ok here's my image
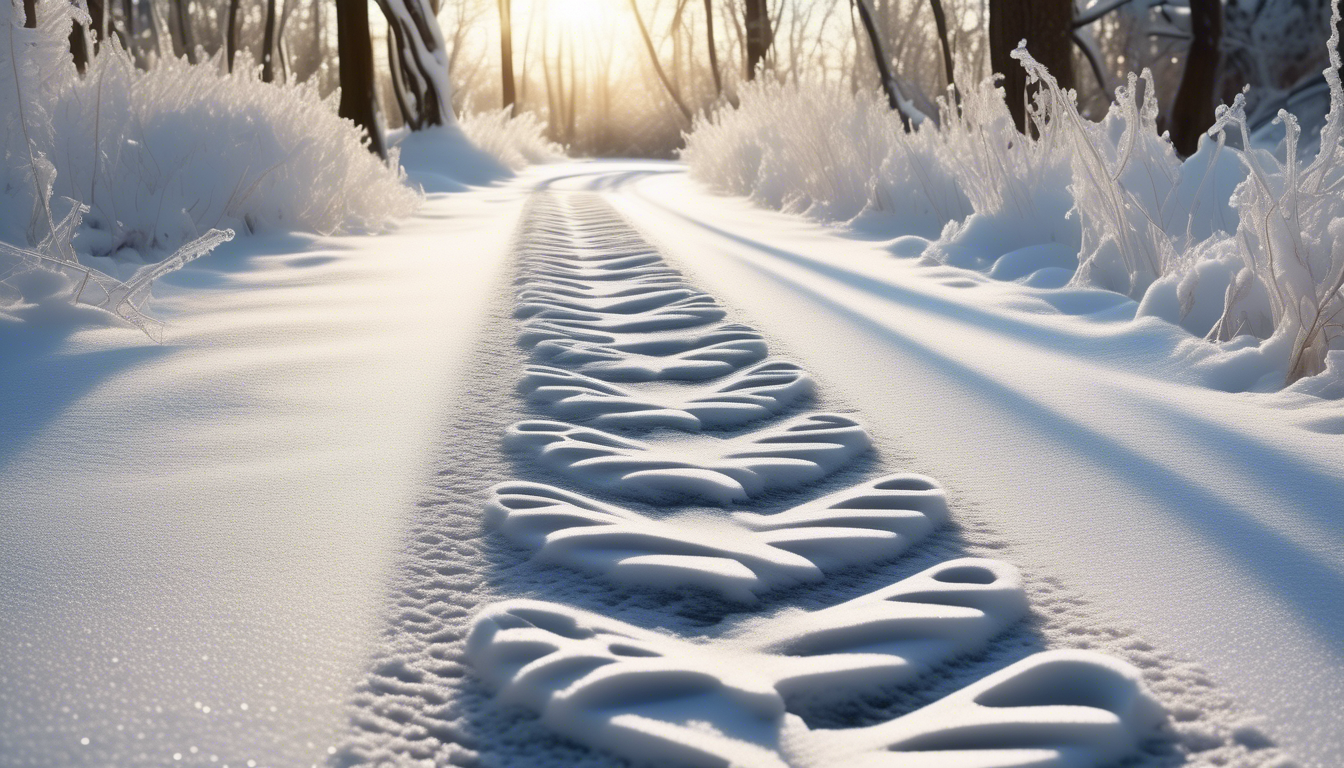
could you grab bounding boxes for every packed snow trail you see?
[336,189,1263,768]
[547,161,1341,766]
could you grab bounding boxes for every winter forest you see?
[3,0,1344,767]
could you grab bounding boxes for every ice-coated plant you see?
[1209,1,1344,383]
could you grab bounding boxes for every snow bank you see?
[683,20,1344,391]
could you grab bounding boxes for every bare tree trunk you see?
[555,31,568,140]
[275,0,295,82]
[374,0,453,129]
[566,31,577,142]
[387,33,413,124]
[542,5,559,139]
[336,0,387,158]
[628,0,693,120]
[928,0,955,95]
[22,0,36,28]
[69,15,90,72]
[121,0,133,41]
[261,0,278,81]
[989,0,1073,134]
[499,0,516,113]
[851,0,914,128]
[703,0,722,96]
[744,0,772,80]
[226,0,242,71]
[519,0,537,106]
[175,0,197,63]
[1168,0,1220,156]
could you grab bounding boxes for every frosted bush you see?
[1209,4,1344,384]
[1,0,418,338]
[683,32,1344,388]
[683,80,969,239]
[458,108,565,171]
[55,45,420,262]
[921,76,1077,272]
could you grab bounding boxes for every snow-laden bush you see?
[1004,53,1245,302]
[920,76,1077,273]
[54,46,419,261]
[458,108,565,171]
[683,21,1344,388]
[1,0,417,337]
[1207,8,1344,383]
[682,80,969,239]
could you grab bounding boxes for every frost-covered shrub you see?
[55,45,419,262]
[1006,53,1245,301]
[921,76,1077,272]
[682,80,970,239]
[458,108,565,171]
[1210,7,1344,384]
[0,0,418,337]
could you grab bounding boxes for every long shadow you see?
[0,327,169,473]
[616,176,1197,377]
[730,251,1344,654]
[0,231,339,474]
[1133,393,1344,540]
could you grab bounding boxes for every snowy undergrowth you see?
[684,15,1344,391]
[0,0,417,337]
[458,108,565,171]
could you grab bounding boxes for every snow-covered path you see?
[569,161,1344,766]
[3,160,1341,768]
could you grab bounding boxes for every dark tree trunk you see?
[70,18,90,72]
[928,0,955,96]
[226,0,242,71]
[374,0,452,129]
[336,0,387,158]
[499,0,516,113]
[23,0,36,27]
[744,0,772,80]
[851,0,913,128]
[703,0,722,96]
[175,0,197,63]
[988,0,1073,134]
[122,0,133,40]
[261,0,278,81]
[1335,1,1343,96]
[1168,0,1221,156]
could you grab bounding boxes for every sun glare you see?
[548,0,613,26]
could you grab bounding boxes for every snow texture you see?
[520,360,814,431]
[505,413,874,504]
[486,473,947,600]
[457,189,1165,768]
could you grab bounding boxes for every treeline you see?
[26,0,1343,157]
